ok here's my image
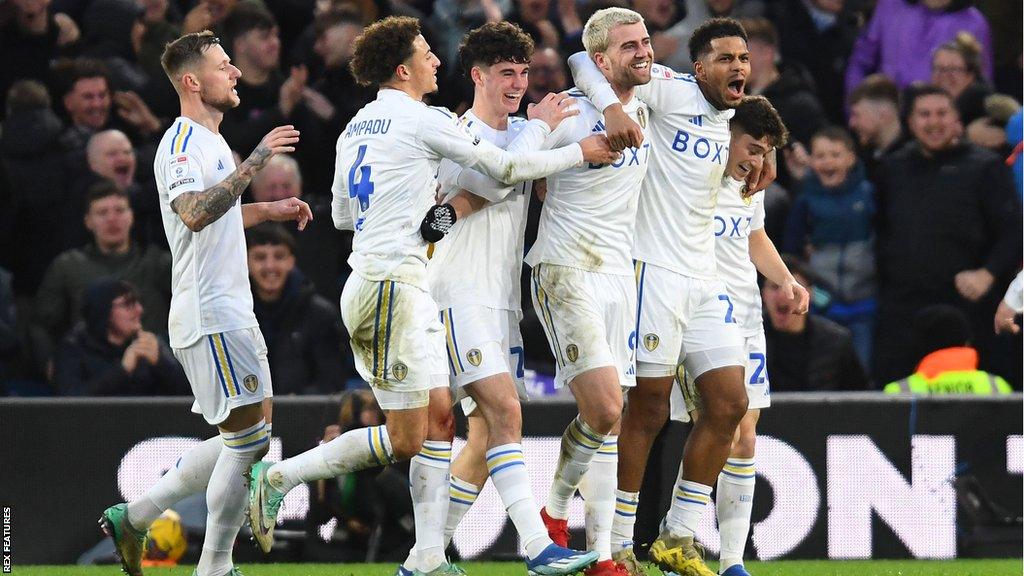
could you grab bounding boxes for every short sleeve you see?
[164,151,206,202]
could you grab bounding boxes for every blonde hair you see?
[582,7,644,56]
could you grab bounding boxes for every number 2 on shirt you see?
[348,144,375,211]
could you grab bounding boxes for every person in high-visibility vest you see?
[885,304,1013,394]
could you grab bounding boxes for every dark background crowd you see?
[0,0,1021,399]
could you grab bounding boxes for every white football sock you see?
[266,424,393,493]
[547,416,607,520]
[196,420,269,576]
[578,437,617,561]
[410,440,452,572]
[486,443,552,559]
[717,457,755,570]
[127,436,222,530]
[610,489,639,553]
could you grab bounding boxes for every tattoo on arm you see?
[170,145,271,231]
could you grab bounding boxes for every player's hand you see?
[263,197,313,230]
[994,301,1021,335]
[247,125,300,170]
[527,91,578,131]
[134,332,161,365]
[420,203,457,242]
[322,424,342,443]
[745,147,777,196]
[956,268,995,302]
[579,134,621,165]
[603,104,643,151]
[782,276,810,315]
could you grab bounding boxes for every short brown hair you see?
[739,17,777,48]
[349,16,421,87]
[459,22,534,77]
[849,73,899,108]
[245,222,296,254]
[85,180,129,213]
[731,95,789,148]
[160,31,222,85]
[810,125,856,153]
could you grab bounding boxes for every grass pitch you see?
[10,560,1022,576]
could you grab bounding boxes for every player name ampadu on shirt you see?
[154,117,257,349]
[524,91,650,276]
[427,112,547,313]
[331,89,584,290]
[715,176,765,336]
[569,57,734,280]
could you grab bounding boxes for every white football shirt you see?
[155,117,257,349]
[524,91,650,276]
[428,112,542,312]
[331,89,584,290]
[569,57,734,280]
[714,176,765,336]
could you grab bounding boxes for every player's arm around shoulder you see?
[170,125,300,232]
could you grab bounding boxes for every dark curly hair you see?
[731,95,789,149]
[688,17,747,63]
[458,22,535,78]
[349,16,421,87]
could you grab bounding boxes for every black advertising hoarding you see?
[0,394,1020,564]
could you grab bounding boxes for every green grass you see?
[9,560,1022,576]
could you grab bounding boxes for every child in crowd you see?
[784,126,877,368]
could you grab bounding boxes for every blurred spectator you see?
[181,0,242,35]
[0,80,70,297]
[62,130,142,248]
[0,266,17,390]
[965,94,1020,156]
[931,32,992,126]
[884,304,1012,394]
[846,74,904,180]
[975,0,1022,98]
[873,86,1022,385]
[507,0,561,50]
[249,155,350,299]
[658,0,764,72]
[220,4,332,191]
[246,223,352,394]
[1006,110,1023,197]
[845,0,994,104]
[53,279,189,395]
[426,0,506,79]
[32,181,171,375]
[305,390,414,561]
[762,255,869,391]
[0,0,79,116]
[784,127,876,368]
[742,17,826,148]
[768,0,859,123]
[310,8,374,133]
[522,46,567,109]
[994,271,1022,336]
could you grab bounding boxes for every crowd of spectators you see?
[0,0,1020,396]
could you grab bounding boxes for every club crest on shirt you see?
[636,108,647,129]
[243,374,259,393]
[566,344,579,363]
[467,349,482,367]
[392,362,408,382]
[644,333,660,352]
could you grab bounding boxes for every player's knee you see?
[488,393,522,436]
[704,393,747,428]
[389,427,427,461]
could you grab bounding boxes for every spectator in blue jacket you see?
[784,126,876,367]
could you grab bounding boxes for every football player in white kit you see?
[100,31,313,576]
[245,16,618,576]
[671,96,808,576]
[523,9,653,576]
[401,21,601,576]
[568,18,776,576]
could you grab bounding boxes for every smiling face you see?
[931,48,974,100]
[248,243,295,300]
[195,43,242,112]
[476,61,530,115]
[909,93,959,153]
[695,36,749,109]
[809,135,856,188]
[725,131,770,181]
[596,21,653,91]
[64,77,111,130]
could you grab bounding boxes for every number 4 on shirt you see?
[348,144,374,210]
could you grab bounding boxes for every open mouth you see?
[631,61,650,71]
[114,165,131,176]
[727,79,745,99]
[502,92,523,105]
